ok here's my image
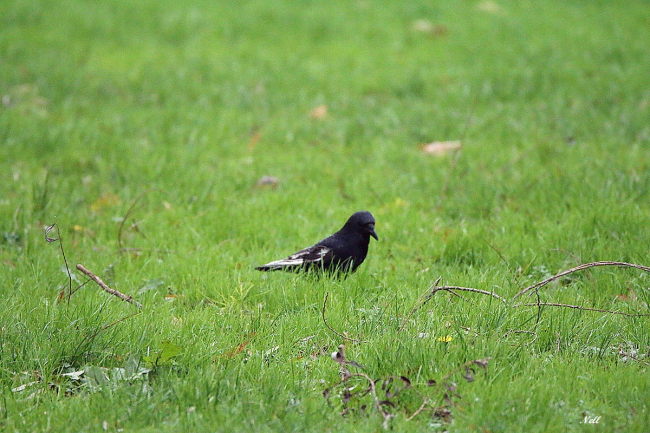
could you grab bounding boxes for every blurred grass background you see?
[1,0,650,431]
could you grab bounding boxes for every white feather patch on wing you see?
[261,246,331,269]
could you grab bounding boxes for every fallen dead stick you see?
[518,302,649,317]
[435,286,506,303]
[76,264,143,309]
[513,261,650,300]
[395,280,504,340]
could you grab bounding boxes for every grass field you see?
[2,0,650,431]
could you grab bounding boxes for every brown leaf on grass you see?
[411,20,448,37]
[462,367,474,383]
[256,175,280,189]
[223,340,251,359]
[421,140,462,156]
[248,128,262,151]
[433,407,453,422]
[220,332,257,360]
[615,289,637,302]
[472,357,491,371]
[309,105,328,120]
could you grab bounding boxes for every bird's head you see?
[345,211,378,241]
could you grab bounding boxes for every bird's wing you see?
[256,245,333,271]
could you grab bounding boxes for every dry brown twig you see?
[395,278,504,340]
[326,347,490,429]
[322,292,368,344]
[517,302,649,317]
[551,249,594,281]
[618,347,650,367]
[509,261,650,318]
[352,371,393,429]
[513,261,650,300]
[76,264,143,309]
[436,285,506,303]
[405,397,430,421]
[329,345,396,429]
[437,357,492,388]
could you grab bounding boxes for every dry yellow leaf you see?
[248,128,262,151]
[411,20,448,36]
[421,140,462,156]
[256,175,280,189]
[309,104,328,120]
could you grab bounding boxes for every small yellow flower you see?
[437,335,452,343]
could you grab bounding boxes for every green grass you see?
[2,0,650,431]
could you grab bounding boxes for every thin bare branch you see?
[322,292,367,343]
[350,372,393,429]
[445,289,468,301]
[513,261,650,300]
[517,302,649,317]
[76,264,142,309]
[435,286,506,303]
[405,397,430,421]
[618,347,650,367]
[396,280,503,340]
[439,357,492,386]
[534,291,542,328]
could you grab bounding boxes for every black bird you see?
[256,211,378,274]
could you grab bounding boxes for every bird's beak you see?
[370,227,379,241]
